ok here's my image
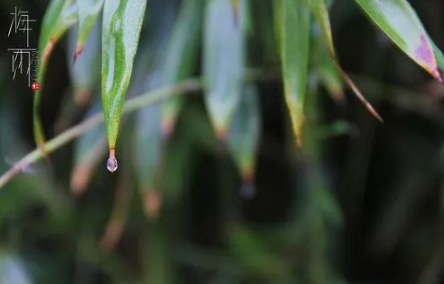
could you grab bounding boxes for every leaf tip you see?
[73,44,84,63]
[74,88,92,107]
[161,117,175,140]
[142,191,162,221]
[240,169,256,199]
[70,164,92,195]
[42,37,56,64]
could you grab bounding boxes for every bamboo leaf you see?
[102,0,147,171]
[227,85,260,196]
[310,0,382,122]
[203,0,247,140]
[280,0,310,146]
[68,19,101,106]
[70,96,106,194]
[161,0,203,138]
[74,0,104,60]
[354,0,442,81]
[132,0,181,220]
[34,0,77,153]
[311,23,344,101]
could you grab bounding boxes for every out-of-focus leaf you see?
[74,0,104,60]
[132,0,180,220]
[228,226,287,276]
[99,165,132,253]
[354,0,442,81]
[133,69,165,220]
[311,23,343,101]
[102,0,147,171]
[161,0,203,138]
[0,252,31,284]
[34,0,77,152]
[70,96,106,194]
[227,85,260,194]
[141,228,176,284]
[280,0,310,146]
[39,0,77,63]
[68,19,101,106]
[203,0,247,140]
[310,0,382,121]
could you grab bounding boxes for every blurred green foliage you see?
[1,0,444,284]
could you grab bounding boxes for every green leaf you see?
[70,97,106,194]
[227,84,260,185]
[311,23,343,101]
[280,0,310,145]
[101,0,147,169]
[354,0,442,81]
[134,102,163,194]
[68,18,101,105]
[203,0,247,140]
[34,0,77,152]
[75,0,104,59]
[310,0,382,121]
[161,0,203,138]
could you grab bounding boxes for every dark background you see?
[1,0,444,283]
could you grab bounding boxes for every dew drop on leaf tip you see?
[106,149,118,173]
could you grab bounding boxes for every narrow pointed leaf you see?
[134,102,163,193]
[70,96,106,194]
[203,0,247,140]
[34,0,77,152]
[311,24,343,101]
[227,84,260,186]
[102,0,147,166]
[310,0,382,121]
[161,0,203,138]
[354,0,442,81]
[75,0,104,59]
[68,19,101,105]
[132,0,181,219]
[280,0,310,145]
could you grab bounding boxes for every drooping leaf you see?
[161,0,203,138]
[203,0,247,140]
[70,96,106,194]
[74,0,104,60]
[34,0,77,152]
[227,84,260,194]
[0,252,32,284]
[101,0,147,171]
[354,0,442,81]
[310,0,382,122]
[311,23,343,101]
[280,0,310,146]
[134,100,163,201]
[68,18,101,106]
[132,0,181,220]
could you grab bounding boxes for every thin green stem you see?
[0,78,203,189]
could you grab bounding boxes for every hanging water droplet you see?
[106,156,118,172]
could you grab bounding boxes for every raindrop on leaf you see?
[106,151,118,173]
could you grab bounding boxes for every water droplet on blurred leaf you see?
[106,156,118,172]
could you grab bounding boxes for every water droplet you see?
[106,156,118,173]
